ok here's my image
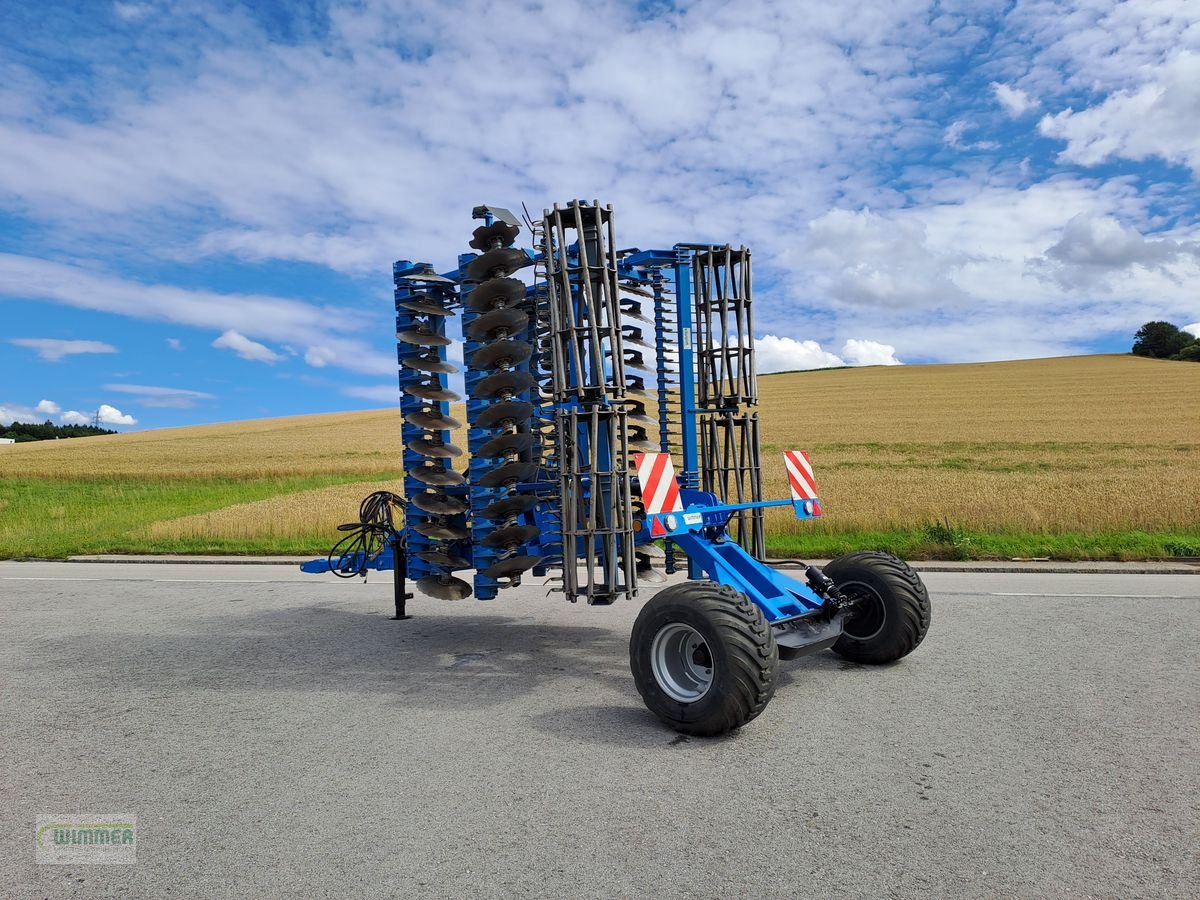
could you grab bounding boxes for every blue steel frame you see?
[307,216,837,629]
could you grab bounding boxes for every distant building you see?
[0,437,15,445]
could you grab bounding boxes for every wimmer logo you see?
[36,815,137,865]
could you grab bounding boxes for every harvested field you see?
[2,354,1197,559]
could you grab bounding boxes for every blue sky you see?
[2,0,1198,430]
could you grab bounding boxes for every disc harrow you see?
[304,198,934,737]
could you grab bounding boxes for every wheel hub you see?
[840,581,887,641]
[650,623,714,703]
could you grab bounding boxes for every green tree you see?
[1132,321,1192,358]
[1174,340,1200,362]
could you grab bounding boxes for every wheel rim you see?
[650,623,714,703]
[840,580,886,641]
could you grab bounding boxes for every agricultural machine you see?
[304,201,931,735]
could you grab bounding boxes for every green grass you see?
[0,475,381,559]
[765,528,1200,562]
[3,475,1196,562]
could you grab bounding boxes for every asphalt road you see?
[2,562,1197,899]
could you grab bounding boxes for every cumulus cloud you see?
[60,404,137,426]
[754,336,845,373]
[1184,323,1200,338]
[991,83,1040,117]
[103,383,215,408]
[212,330,282,363]
[1031,214,1200,287]
[0,403,42,425]
[841,339,902,366]
[1039,51,1200,175]
[0,0,1197,386]
[9,337,117,362]
[36,399,61,414]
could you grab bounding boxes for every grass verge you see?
[765,527,1200,562]
[0,475,396,559]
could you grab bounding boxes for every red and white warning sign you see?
[783,450,819,501]
[633,451,683,515]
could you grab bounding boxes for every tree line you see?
[1,421,117,443]
[1132,321,1200,362]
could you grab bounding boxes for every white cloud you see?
[61,404,137,426]
[166,337,182,350]
[1031,214,1200,287]
[754,335,845,373]
[841,339,902,366]
[0,254,393,376]
[96,404,136,425]
[36,399,60,414]
[212,329,281,363]
[102,383,215,408]
[9,337,118,362]
[1184,323,1200,338]
[0,403,42,425]
[943,120,998,151]
[991,83,1040,117]
[1039,51,1200,175]
[304,346,338,368]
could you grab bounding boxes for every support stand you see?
[389,535,414,620]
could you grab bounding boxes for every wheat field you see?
[2,354,1198,556]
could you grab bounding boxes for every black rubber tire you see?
[630,581,778,736]
[826,551,931,664]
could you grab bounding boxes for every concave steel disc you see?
[413,521,470,541]
[621,327,652,349]
[411,492,469,515]
[467,278,526,311]
[399,269,457,285]
[466,247,531,281]
[629,439,659,453]
[476,400,535,429]
[471,339,533,370]
[619,282,653,298]
[404,409,463,430]
[476,431,535,458]
[417,574,473,600]
[481,555,542,579]
[417,550,470,568]
[406,437,463,459]
[635,542,666,559]
[402,354,460,375]
[475,369,536,399]
[466,307,529,342]
[636,561,668,583]
[408,465,466,487]
[398,328,453,347]
[478,494,538,520]
[399,298,455,317]
[469,221,521,251]
[622,350,649,370]
[405,381,462,403]
[481,524,540,548]
[479,460,539,487]
[621,400,657,427]
[621,305,653,325]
